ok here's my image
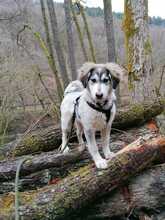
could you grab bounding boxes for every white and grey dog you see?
[60,62,124,169]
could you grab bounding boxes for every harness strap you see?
[60,96,81,153]
[86,101,113,123]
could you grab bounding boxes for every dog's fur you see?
[60,62,124,169]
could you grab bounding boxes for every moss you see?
[122,1,135,71]
[122,0,139,89]
[13,136,41,156]
[144,38,152,55]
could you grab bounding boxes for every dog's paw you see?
[105,152,115,160]
[61,146,70,154]
[95,158,108,169]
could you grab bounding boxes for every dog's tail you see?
[64,80,84,96]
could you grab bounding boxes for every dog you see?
[60,62,124,169]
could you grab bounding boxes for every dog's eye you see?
[102,78,109,83]
[91,78,97,83]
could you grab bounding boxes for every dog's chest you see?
[91,112,107,130]
[79,108,107,130]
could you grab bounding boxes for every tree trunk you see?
[3,99,164,158]
[0,149,86,182]
[103,0,120,102]
[123,0,156,103]
[84,164,165,219]
[79,3,96,62]
[47,0,69,87]
[71,2,89,62]
[64,0,77,80]
[103,0,116,62]
[40,0,63,101]
[0,136,165,219]
[0,121,158,182]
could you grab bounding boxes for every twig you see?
[15,157,31,220]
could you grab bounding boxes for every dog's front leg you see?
[84,129,108,169]
[101,127,115,160]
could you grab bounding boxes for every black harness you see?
[73,96,113,123]
[86,101,113,123]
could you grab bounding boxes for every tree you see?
[103,0,120,102]
[123,0,156,103]
[40,0,63,101]
[70,1,89,61]
[103,0,116,62]
[64,0,77,80]
[76,1,96,62]
[47,0,69,88]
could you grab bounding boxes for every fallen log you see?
[2,99,164,158]
[0,149,87,182]
[0,135,165,219]
[0,125,156,182]
[0,170,50,194]
[86,163,165,219]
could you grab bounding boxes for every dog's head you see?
[78,62,125,105]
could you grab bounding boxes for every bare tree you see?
[64,0,77,80]
[103,0,116,62]
[40,0,63,101]
[76,1,96,62]
[123,0,156,103]
[47,0,69,87]
[103,0,120,102]
[70,1,89,62]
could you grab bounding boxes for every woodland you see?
[0,0,165,219]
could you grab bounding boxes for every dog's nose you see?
[96,93,103,99]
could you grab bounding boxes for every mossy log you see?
[0,149,87,182]
[0,125,157,182]
[4,100,164,158]
[86,163,165,219]
[0,135,165,219]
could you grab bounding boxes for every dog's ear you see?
[105,63,126,89]
[78,62,96,88]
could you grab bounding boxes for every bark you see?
[123,0,156,102]
[47,0,69,87]
[71,2,89,61]
[79,3,96,62]
[76,164,165,219]
[0,136,165,219]
[0,124,155,183]
[40,0,63,101]
[103,0,116,62]
[0,149,87,182]
[103,0,120,102]
[64,0,77,80]
[4,99,165,157]
[0,170,50,194]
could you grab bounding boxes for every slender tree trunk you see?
[64,0,77,80]
[103,0,116,62]
[40,0,63,101]
[70,2,89,62]
[103,0,120,102]
[47,0,69,87]
[79,3,96,62]
[123,0,156,103]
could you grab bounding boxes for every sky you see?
[55,0,165,19]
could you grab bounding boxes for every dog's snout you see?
[96,93,103,99]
